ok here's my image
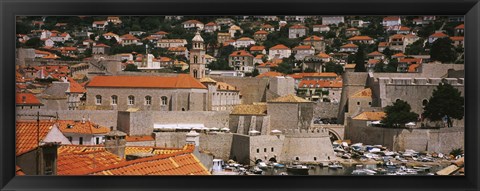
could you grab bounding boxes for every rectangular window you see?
[111,96,117,105]
[95,137,100,145]
[79,137,83,145]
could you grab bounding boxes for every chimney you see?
[81,116,86,124]
[104,129,127,158]
[186,130,200,147]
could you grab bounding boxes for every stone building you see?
[322,16,344,25]
[302,35,325,53]
[200,77,241,111]
[92,44,110,54]
[268,44,291,59]
[189,31,206,79]
[288,24,308,39]
[228,50,254,74]
[267,95,314,132]
[297,79,343,103]
[292,45,315,60]
[85,74,209,111]
[217,33,231,45]
[254,30,268,42]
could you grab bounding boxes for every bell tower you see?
[189,30,206,79]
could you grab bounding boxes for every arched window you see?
[264,148,267,152]
[314,157,317,161]
[161,96,168,106]
[193,69,198,78]
[295,157,299,161]
[194,55,198,63]
[271,147,274,152]
[111,95,118,105]
[145,96,152,105]
[95,95,102,105]
[128,95,135,105]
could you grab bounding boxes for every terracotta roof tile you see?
[57,120,110,135]
[16,121,55,156]
[16,93,43,106]
[368,51,385,56]
[254,30,268,35]
[353,111,386,121]
[348,36,373,41]
[125,135,155,142]
[270,44,290,50]
[351,88,372,98]
[256,71,284,78]
[250,45,265,51]
[121,34,139,40]
[293,45,313,50]
[341,43,358,48]
[383,16,400,21]
[229,50,253,57]
[57,145,123,175]
[303,35,323,41]
[454,24,464,29]
[86,145,209,175]
[429,32,448,38]
[87,74,206,89]
[450,36,464,41]
[16,166,26,176]
[68,77,86,93]
[289,24,308,29]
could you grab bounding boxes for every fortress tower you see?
[189,30,206,79]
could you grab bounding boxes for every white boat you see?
[257,162,268,170]
[328,162,343,169]
[286,164,309,175]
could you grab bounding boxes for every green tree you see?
[251,68,260,77]
[207,60,232,70]
[354,45,366,72]
[430,38,455,63]
[276,62,293,74]
[374,62,386,72]
[24,37,42,48]
[422,82,464,127]
[382,100,419,128]
[124,64,140,72]
[405,39,425,55]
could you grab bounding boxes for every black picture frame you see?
[1,0,479,190]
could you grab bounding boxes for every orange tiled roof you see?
[257,71,284,78]
[254,30,268,35]
[399,26,411,31]
[390,34,405,39]
[16,166,26,176]
[16,121,55,156]
[103,32,118,37]
[299,79,343,88]
[303,35,323,41]
[408,63,421,72]
[57,145,123,175]
[125,146,186,156]
[392,52,406,58]
[93,21,107,24]
[87,74,207,89]
[16,93,42,106]
[94,43,110,47]
[250,45,265,51]
[430,32,448,38]
[455,24,464,29]
[270,44,290,50]
[155,31,169,35]
[84,145,209,175]
[353,111,386,121]
[368,51,385,56]
[68,77,86,93]
[57,120,110,135]
[317,52,331,58]
[341,43,358,48]
[229,50,253,57]
[168,47,187,52]
[126,135,155,142]
[182,20,203,25]
[121,34,139,40]
[289,24,307,29]
[348,36,373,41]
[293,45,313,50]
[378,42,389,47]
[383,16,400,21]
[351,88,372,98]
[399,58,422,64]
[205,22,217,26]
[368,59,381,65]
[237,37,254,41]
[450,36,464,41]
[346,27,359,31]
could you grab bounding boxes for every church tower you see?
[189,30,206,79]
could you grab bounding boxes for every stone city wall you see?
[346,119,464,154]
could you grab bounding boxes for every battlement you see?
[283,128,330,138]
[378,77,464,86]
